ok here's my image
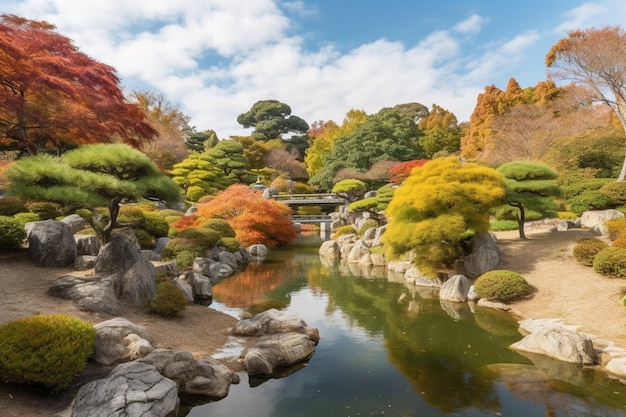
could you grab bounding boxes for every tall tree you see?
[546,26,626,180]
[310,106,425,191]
[237,100,309,141]
[185,130,218,153]
[7,144,180,243]
[0,15,157,156]
[383,157,504,276]
[170,152,230,201]
[205,140,249,182]
[131,91,190,169]
[496,161,562,239]
[418,104,463,157]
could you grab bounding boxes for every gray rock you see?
[141,250,162,262]
[511,322,597,365]
[606,357,626,380]
[71,361,179,417]
[347,241,370,263]
[139,349,197,387]
[74,255,97,270]
[62,214,89,234]
[28,220,76,266]
[193,257,217,281]
[439,274,470,302]
[362,227,377,241]
[580,209,624,230]
[93,318,153,365]
[153,237,170,255]
[95,234,157,306]
[154,261,178,278]
[241,332,318,376]
[231,309,311,336]
[463,232,500,278]
[185,357,240,398]
[75,235,100,256]
[172,278,194,303]
[176,271,212,300]
[248,244,268,258]
[48,275,120,315]
[318,240,340,258]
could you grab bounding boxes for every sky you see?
[4,0,626,139]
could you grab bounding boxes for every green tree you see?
[205,140,249,182]
[311,106,425,190]
[185,130,219,153]
[383,157,504,276]
[418,104,462,157]
[170,152,230,201]
[7,144,180,243]
[237,99,309,141]
[332,179,367,203]
[496,161,562,239]
[546,26,626,180]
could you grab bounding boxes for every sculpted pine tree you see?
[237,100,309,141]
[546,26,626,181]
[0,15,157,155]
[383,157,504,276]
[496,161,562,239]
[7,144,181,243]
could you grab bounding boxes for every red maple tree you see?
[388,159,428,184]
[194,184,297,248]
[0,14,158,155]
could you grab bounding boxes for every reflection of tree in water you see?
[310,261,534,412]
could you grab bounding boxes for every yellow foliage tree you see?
[383,157,505,276]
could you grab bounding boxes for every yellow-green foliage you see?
[0,215,26,250]
[384,157,505,274]
[474,270,533,303]
[557,211,578,220]
[162,237,205,269]
[593,247,626,278]
[27,201,63,220]
[202,218,236,238]
[147,282,188,317]
[605,218,626,241]
[359,219,378,237]
[219,237,240,252]
[0,314,96,393]
[572,238,608,266]
[331,225,357,240]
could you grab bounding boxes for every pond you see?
[184,234,626,417]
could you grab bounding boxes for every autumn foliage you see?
[179,184,297,248]
[388,159,428,184]
[0,15,157,155]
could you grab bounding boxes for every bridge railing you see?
[274,193,338,201]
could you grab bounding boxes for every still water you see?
[185,234,626,417]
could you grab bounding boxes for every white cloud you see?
[453,14,488,34]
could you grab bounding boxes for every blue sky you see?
[4,0,626,138]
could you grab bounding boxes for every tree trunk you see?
[511,202,526,239]
[102,197,122,244]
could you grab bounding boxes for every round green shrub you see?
[572,238,609,266]
[474,270,533,303]
[175,250,199,269]
[177,227,220,248]
[147,282,188,317]
[142,212,170,238]
[161,237,205,270]
[0,215,26,250]
[186,185,206,202]
[219,237,240,252]
[27,201,63,220]
[0,196,27,216]
[12,212,39,228]
[0,314,96,393]
[599,181,626,207]
[593,246,626,278]
[134,228,155,250]
[202,218,236,238]
[567,190,610,215]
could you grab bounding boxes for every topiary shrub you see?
[161,237,205,270]
[12,212,39,228]
[593,246,626,278]
[202,218,236,238]
[567,190,610,216]
[0,196,27,216]
[474,270,533,303]
[146,282,188,317]
[0,215,26,250]
[0,314,96,393]
[218,237,240,252]
[142,212,170,238]
[186,185,206,202]
[572,238,609,266]
[177,227,220,249]
[599,181,626,207]
[331,225,358,240]
[27,201,63,220]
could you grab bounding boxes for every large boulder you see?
[61,214,89,234]
[439,274,470,302]
[48,275,120,315]
[95,234,157,306]
[511,319,597,365]
[75,235,100,256]
[318,240,340,258]
[28,219,76,266]
[231,309,313,336]
[241,332,318,376]
[138,349,239,399]
[175,271,213,301]
[93,318,154,366]
[580,209,625,235]
[71,361,179,417]
[463,232,500,278]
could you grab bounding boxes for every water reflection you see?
[189,235,626,417]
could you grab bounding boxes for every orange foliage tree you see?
[0,15,157,155]
[193,184,297,248]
